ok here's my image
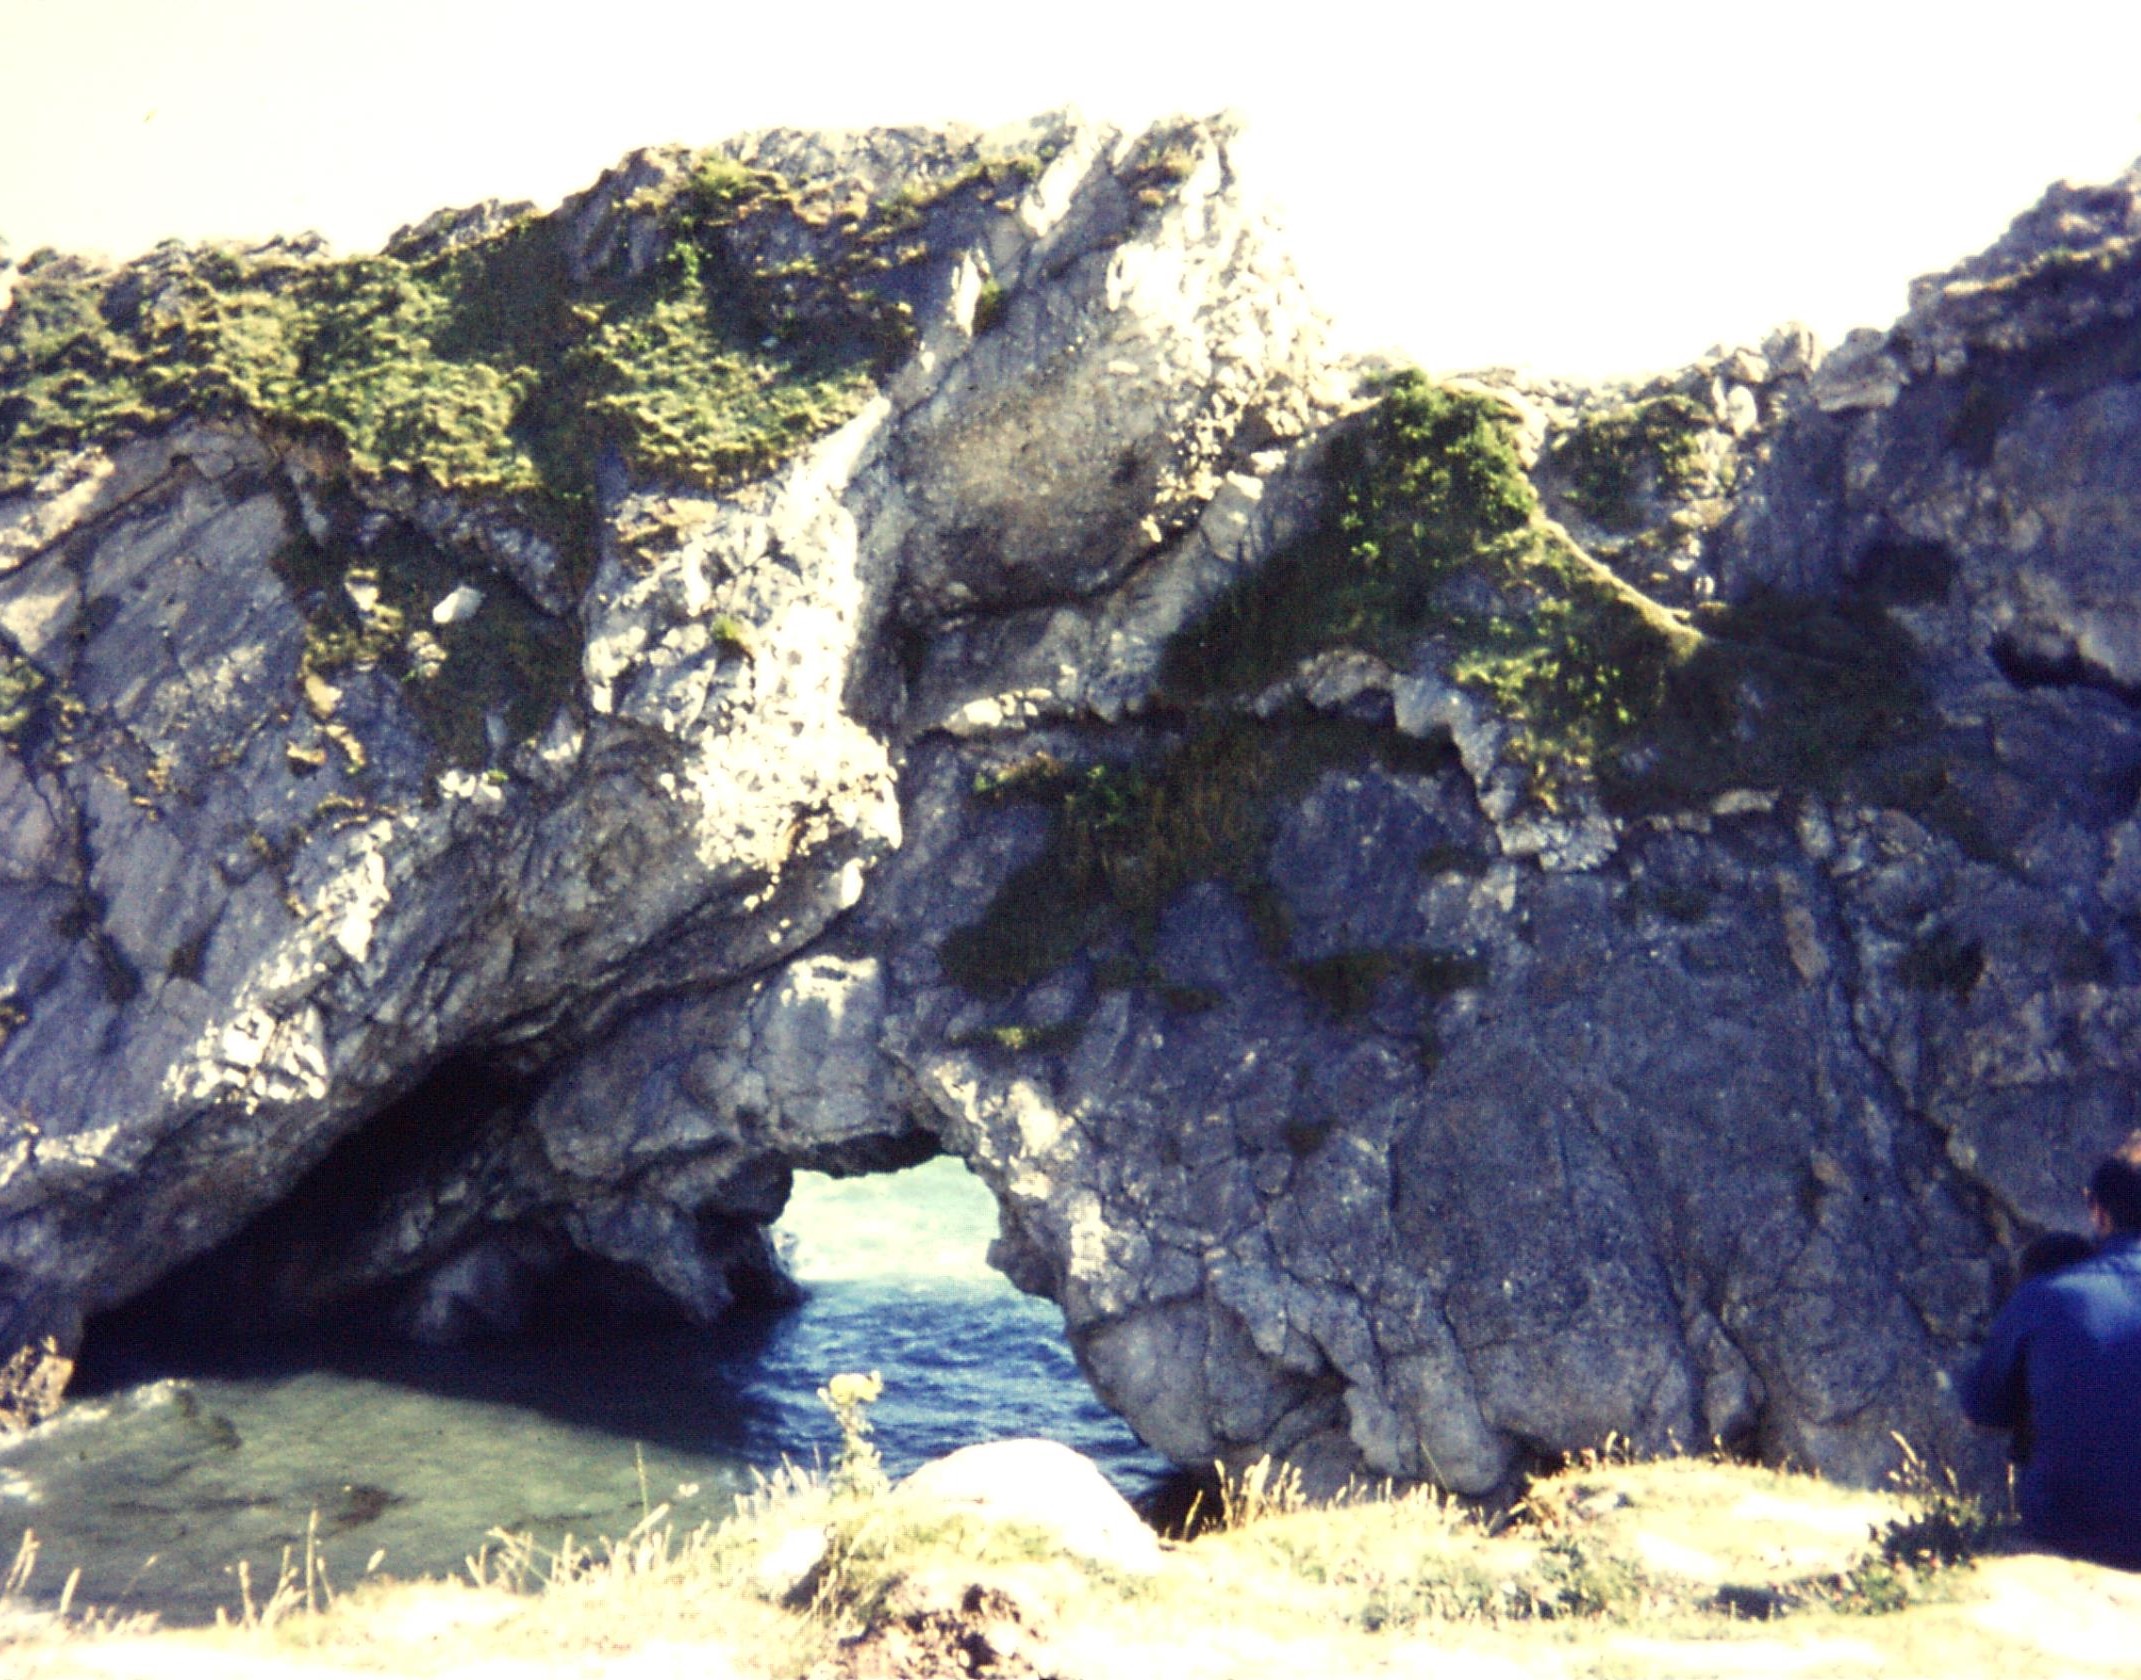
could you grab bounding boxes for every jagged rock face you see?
[3,122,2138,1509]
[0,112,1325,1363]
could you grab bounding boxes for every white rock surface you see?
[899,1439,1163,1573]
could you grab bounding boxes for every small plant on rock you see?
[818,1370,888,1500]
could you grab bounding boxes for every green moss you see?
[1161,374,1535,698]
[946,366,1967,1007]
[0,144,947,532]
[971,279,1007,335]
[2,146,1029,763]
[1161,371,1694,801]
[0,653,45,737]
[1550,394,1712,532]
[708,614,755,660]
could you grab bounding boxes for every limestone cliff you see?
[3,116,2137,1502]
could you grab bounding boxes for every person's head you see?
[2084,1132,2141,1236]
[2019,1230,2097,1281]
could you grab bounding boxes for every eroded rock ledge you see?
[4,117,2139,1502]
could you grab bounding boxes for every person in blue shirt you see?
[1961,1143,2141,1569]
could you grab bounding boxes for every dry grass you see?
[8,1441,2137,1680]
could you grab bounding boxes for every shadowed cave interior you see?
[74,1054,804,1387]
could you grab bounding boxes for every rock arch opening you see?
[75,1052,797,1384]
[35,1078,1162,1625]
[766,1156,1165,1485]
[73,1039,1152,1495]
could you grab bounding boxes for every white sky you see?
[2,0,2138,381]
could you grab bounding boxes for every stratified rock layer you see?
[5,121,2140,1505]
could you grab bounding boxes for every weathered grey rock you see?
[4,123,2140,1521]
[0,111,1330,1398]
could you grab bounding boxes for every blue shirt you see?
[1961,1233,2141,1568]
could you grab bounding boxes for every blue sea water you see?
[0,1157,1167,1625]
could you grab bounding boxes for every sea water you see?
[0,1157,1166,1625]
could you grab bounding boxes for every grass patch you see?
[8,1413,2017,1676]
[1182,1448,1988,1638]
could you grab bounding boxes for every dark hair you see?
[2088,1143,2141,1234]
[2019,1231,2096,1281]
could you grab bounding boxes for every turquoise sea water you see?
[0,1157,1165,1625]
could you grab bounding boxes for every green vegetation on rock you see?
[1161,370,1959,822]
[1549,393,1712,532]
[273,528,580,767]
[2,143,1057,768]
[1160,370,1696,797]
[0,652,45,738]
[945,373,1700,1002]
[943,366,1978,1004]
[0,147,965,532]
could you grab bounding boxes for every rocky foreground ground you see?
[3,1448,2137,1679]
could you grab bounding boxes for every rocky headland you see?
[3,111,2140,1504]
